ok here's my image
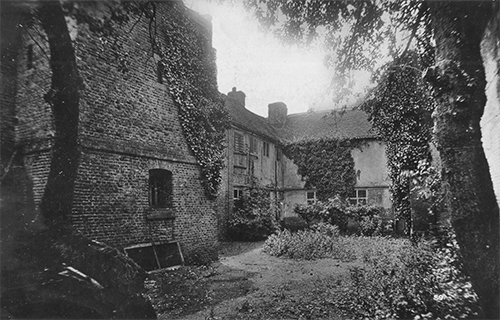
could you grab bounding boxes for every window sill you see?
[146,208,176,220]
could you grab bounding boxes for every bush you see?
[337,237,480,319]
[280,216,308,232]
[294,196,348,231]
[294,196,387,235]
[263,225,355,261]
[227,186,279,241]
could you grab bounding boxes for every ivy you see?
[149,2,231,198]
[361,52,435,231]
[284,138,357,201]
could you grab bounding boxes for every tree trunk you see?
[426,2,499,318]
[37,1,81,228]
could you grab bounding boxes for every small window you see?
[149,169,172,208]
[263,141,270,157]
[234,132,244,154]
[250,136,258,154]
[349,189,367,206]
[233,188,244,212]
[306,191,316,205]
[233,188,243,200]
[157,61,164,83]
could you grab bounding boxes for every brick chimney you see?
[268,102,288,126]
[227,87,246,108]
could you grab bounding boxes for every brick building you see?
[220,88,392,231]
[1,1,219,265]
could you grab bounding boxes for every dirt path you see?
[174,244,362,320]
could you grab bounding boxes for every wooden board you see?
[124,242,184,271]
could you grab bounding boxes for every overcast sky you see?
[187,0,371,117]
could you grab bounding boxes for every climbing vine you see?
[361,52,436,231]
[146,1,230,198]
[284,138,357,201]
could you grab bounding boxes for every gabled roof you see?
[224,91,377,144]
[272,109,378,143]
[225,96,280,142]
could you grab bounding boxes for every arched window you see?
[149,169,172,208]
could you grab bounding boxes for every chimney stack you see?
[268,102,288,126]
[227,87,246,108]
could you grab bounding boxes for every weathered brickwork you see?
[70,149,217,261]
[12,1,219,263]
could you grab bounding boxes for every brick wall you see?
[481,8,500,206]
[13,1,219,263]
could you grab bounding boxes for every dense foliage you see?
[149,1,231,198]
[361,52,436,232]
[227,186,279,241]
[284,138,356,200]
[294,196,389,236]
[338,237,480,319]
[264,229,480,319]
[263,224,356,261]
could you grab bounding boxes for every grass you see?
[263,229,481,319]
[146,233,480,319]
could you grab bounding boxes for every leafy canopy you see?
[242,0,433,93]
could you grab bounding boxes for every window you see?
[233,188,244,212]
[234,132,244,153]
[149,169,172,208]
[263,141,270,157]
[250,136,258,154]
[306,191,316,205]
[349,189,367,206]
[233,188,244,200]
[157,61,164,83]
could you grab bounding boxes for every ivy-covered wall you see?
[284,138,357,201]
[14,0,225,263]
[282,138,391,216]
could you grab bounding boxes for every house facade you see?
[220,88,393,234]
[218,89,286,230]
[2,1,220,265]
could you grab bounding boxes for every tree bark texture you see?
[37,1,81,227]
[426,2,499,318]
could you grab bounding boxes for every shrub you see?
[280,216,308,232]
[337,237,480,319]
[227,186,279,241]
[294,196,387,235]
[263,226,355,261]
[310,222,340,237]
[294,196,348,231]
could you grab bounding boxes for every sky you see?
[187,0,372,117]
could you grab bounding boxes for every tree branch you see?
[25,27,49,61]
[399,2,425,59]
[0,150,18,182]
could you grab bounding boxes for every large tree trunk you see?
[37,1,81,228]
[425,2,499,318]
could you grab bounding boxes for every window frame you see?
[306,191,316,205]
[349,189,368,206]
[249,136,258,154]
[233,188,244,200]
[263,141,270,157]
[149,169,173,208]
[234,132,244,154]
